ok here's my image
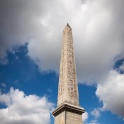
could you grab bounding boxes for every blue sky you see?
[0,0,124,124]
[0,44,124,124]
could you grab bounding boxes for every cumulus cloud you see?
[0,87,54,124]
[96,70,124,117]
[88,119,100,124]
[0,83,6,88]
[0,0,124,82]
[91,108,100,118]
[119,62,124,72]
[82,111,88,122]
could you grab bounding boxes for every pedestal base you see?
[52,103,85,124]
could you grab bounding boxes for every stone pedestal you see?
[53,103,85,124]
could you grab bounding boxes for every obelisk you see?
[52,24,85,124]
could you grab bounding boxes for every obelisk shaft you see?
[52,24,85,124]
[57,24,79,106]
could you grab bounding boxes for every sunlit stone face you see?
[58,24,79,106]
[53,24,84,124]
[66,111,82,124]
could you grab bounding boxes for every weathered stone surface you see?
[58,23,79,106]
[52,24,85,124]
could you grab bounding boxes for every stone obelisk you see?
[52,24,85,124]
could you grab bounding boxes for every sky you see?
[0,0,124,124]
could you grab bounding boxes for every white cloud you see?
[27,0,124,83]
[82,111,88,122]
[96,70,124,117]
[0,0,124,83]
[0,87,54,124]
[91,108,100,118]
[119,62,124,72]
[0,83,6,88]
[88,119,100,124]
[1,0,124,119]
